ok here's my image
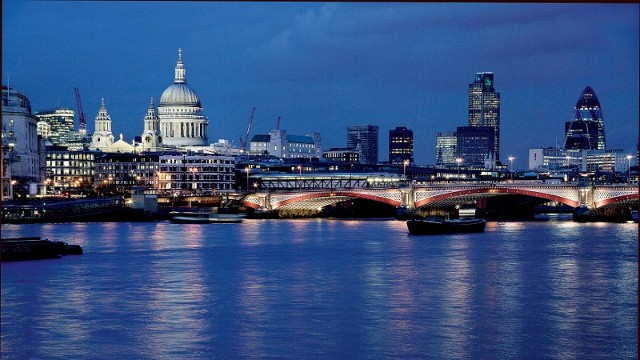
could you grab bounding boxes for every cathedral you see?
[90,49,209,152]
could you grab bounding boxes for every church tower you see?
[140,97,162,151]
[90,98,115,150]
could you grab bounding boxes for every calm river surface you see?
[1,217,637,359]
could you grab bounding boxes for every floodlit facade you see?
[2,86,42,198]
[249,130,322,159]
[90,98,115,150]
[158,49,208,146]
[468,72,500,161]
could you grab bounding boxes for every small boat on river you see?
[1,237,83,261]
[169,211,246,224]
[407,216,486,235]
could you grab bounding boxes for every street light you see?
[508,156,515,182]
[455,158,463,183]
[403,159,409,177]
[245,167,250,191]
[627,154,633,182]
[297,165,302,190]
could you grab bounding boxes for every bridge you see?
[242,180,638,216]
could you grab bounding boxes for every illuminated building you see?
[388,126,413,164]
[347,125,379,164]
[2,85,42,198]
[323,147,361,164]
[564,86,606,150]
[90,98,115,150]
[249,130,322,159]
[34,108,75,146]
[140,97,163,151]
[468,72,500,161]
[45,145,95,195]
[435,131,457,166]
[158,49,208,146]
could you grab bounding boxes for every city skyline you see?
[2,2,638,166]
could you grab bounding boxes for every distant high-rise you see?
[347,125,379,164]
[388,126,413,164]
[435,131,457,166]
[468,72,500,161]
[564,86,605,150]
[456,126,495,167]
[34,108,75,146]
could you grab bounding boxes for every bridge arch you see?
[272,190,402,209]
[414,187,580,208]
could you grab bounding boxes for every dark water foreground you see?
[1,217,637,359]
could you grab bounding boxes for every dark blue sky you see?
[3,2,638,166]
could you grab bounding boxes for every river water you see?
[1,217,637,359]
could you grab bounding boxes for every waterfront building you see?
[95,152,160,194]
[322,146,361,164]
[435,131,457,166]
[2,86,43,199]
[468,72,500,161]
[388,126,413,164]
[528,147,630,174]
[158,49,208,147]
[140,97,163,152]
[34,108,75,146]
[45,144,95,195]
[157,152,235,194]
[456,126,495,167]
[94,151,236,195]
[347,125,379,164]
[248,129,322,159]
[564,86,606,150]
[90,98,115,151]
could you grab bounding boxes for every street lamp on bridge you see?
[508,156,515,182]
[403,159,409,178]
[627,154,633,182]
[455,158,463,183]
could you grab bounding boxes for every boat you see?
[1,237,83,261]
[406,216,486,235]
[169,211,246,224]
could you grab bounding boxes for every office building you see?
[468,72,500,161]
[347,125,379,164]
[388,126,413,164]
[45,145,95,194]
[435,131,457,166]
[249,130,322,159]
[456,126,495,167]
[564,86,606,150]
[323,147,361,164]
[34,108,75,146]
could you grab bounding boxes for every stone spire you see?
[174,48,186,84]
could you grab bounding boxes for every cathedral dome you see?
[159,83,201,107]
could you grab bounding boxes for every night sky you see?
[3,2,638,167]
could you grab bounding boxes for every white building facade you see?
[158,49,208,147]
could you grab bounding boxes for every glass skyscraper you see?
[468,72,500,161]
[347,125,379,165]
[564,86,606,150]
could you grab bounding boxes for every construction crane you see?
[239,107,256,152]
[74,87,87,135]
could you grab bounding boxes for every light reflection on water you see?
[1,219,637,359]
